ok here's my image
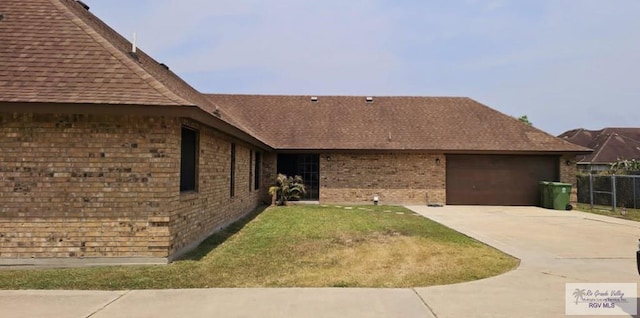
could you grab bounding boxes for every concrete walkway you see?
[0,288,433,318]
[409,205,640,318]
[1,206,638,317]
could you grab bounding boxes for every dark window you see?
[230,143,236,197]
[277,154,319,200]
[254,152,261,190]
[180,127,198,192]
[249,150,253,192]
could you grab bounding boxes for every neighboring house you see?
[559,128,640,173]
[0,0,590,264]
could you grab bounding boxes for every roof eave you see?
[272,148,593,155]
[0,101,273,151]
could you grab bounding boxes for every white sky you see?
[88,1,640,135]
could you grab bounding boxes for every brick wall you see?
[319,153,445,205]
[0,113,176,259]
[167,119,269,260]
[262,152,278,203]
[560,154,579,203]
[0,112,268,261]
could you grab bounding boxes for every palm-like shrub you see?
[610,159,640,174]
[268,174,306,206]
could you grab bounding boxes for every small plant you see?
[517,115,533,126]
[331,280,352,288]
[268,174,306,206]
[610,158,640,174]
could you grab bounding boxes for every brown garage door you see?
[446,155,559,205]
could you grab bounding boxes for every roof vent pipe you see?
[129,33,139,60]
[132,32,137,54]
[75,0,90,10]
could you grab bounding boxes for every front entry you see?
[277,154,320,200]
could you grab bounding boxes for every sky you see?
[88,1,640,135]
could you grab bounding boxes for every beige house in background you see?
[0,0,590,264]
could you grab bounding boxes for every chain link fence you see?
[576,174,640,211]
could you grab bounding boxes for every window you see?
[180,126,198,192]
[254,152,261,190]
[276,154,319,200]
[230,143,236,197]
[249,150,253,192]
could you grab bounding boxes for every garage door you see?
[446,155,559,205]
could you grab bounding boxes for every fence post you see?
[612,174,616,212]
[589,173,594,209]
[634,175,637,209]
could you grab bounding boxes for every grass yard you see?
[576,203,640,222]
[0,205,518,290]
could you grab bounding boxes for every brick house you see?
[0,0,276,263]
[209,95,589,206]
[559,128,640,173]
[0,0,589,264]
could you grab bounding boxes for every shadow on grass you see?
[177,204,269,261]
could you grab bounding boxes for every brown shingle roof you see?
[0,0,256,138]
[559,128,640,163]
[208,94,590,152]
[0,0,187,105]
[0,1,593,154]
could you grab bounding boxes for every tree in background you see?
[517,115,533,126]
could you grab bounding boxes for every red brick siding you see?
[167,119,267,259]
[0,113,176,258]
[560,154,579,203]
[319,153,446,205]
[261,152,278,197]
[0,113,268,260]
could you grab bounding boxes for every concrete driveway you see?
[1,206,638,318]
[408,205,640,318]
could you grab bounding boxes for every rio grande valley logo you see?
[566,283,636,315]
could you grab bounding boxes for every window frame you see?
[254,151,261,190]
[230,143,236,197]
[179,126,199,193]
[249,150,253,192]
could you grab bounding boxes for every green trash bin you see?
[549,182,572,210]
[539,181,552,208]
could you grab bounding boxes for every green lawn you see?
[576,203,640,222]
[0,205,518,290]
